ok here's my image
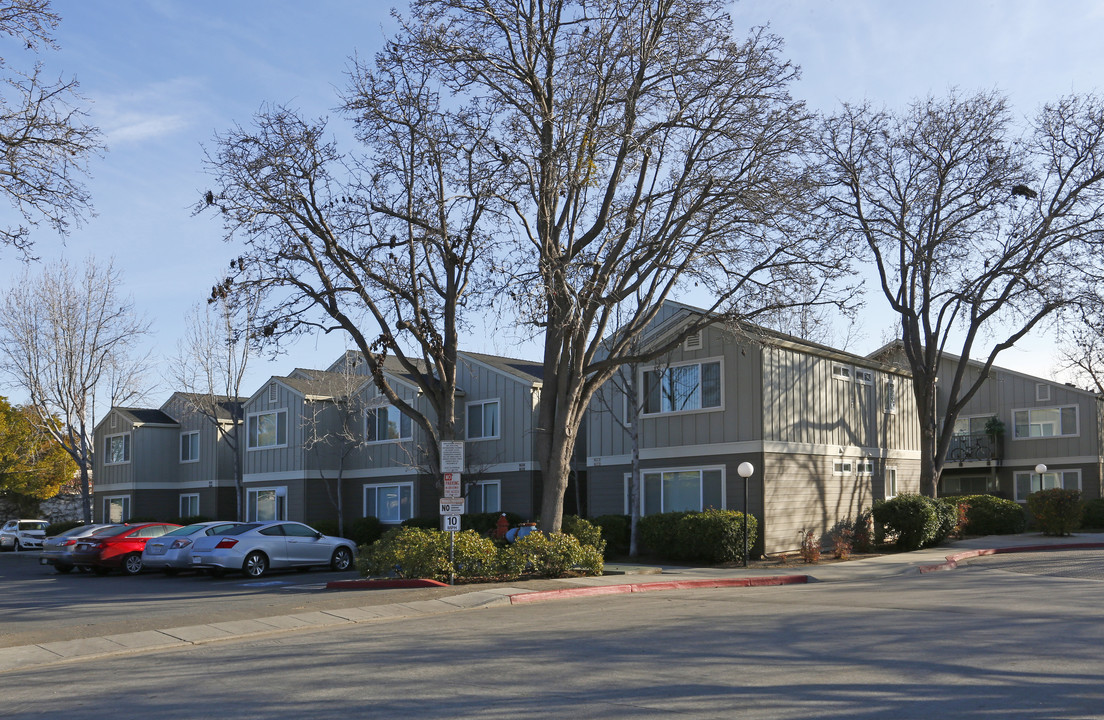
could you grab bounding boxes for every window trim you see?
[640,357,724,417]
[624,465,727,515]
[246,486,287,521]
[833,461,853,476]
[856,460,874,476]
[246,409,288,450]
[103,495,131,523]
[832,363,852,382]
[1013,468,1082,502]
[365,404,413,444]
[885,467,898,499]
[1011,405,1079,440]
[469,479,501,514]
[179,493,200,518]
[180,431,200,464]
[104,432,131,466]
[465,398,501,441]
[854,368,874,385]
[363,481,415,524]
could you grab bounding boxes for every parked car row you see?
[31,521,356,578]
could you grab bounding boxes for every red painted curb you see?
[918,542,1104,574]
[325,578,449,590]
[508,575,809,604]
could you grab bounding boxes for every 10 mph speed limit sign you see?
[443,514,461,532]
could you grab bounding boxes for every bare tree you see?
[1056,293,1104,395]
[0,0,103,257]
[820,90,1104,497]
[168,295,256,521]
[408,0,848,531]
[200,36,501,480]
[0,256,150,521]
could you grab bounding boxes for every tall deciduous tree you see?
[168,296,256,521]
[0,0,103,256]
[200,38,501,477]
[0,395,75,501]
[0,256,149,521]
[408,0,845,531]
[821,91,1104,497]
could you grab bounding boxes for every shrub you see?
[345,516,385,547]
[1083,499,1104,529]
[1027,488,1082,536]
[872,494,941,550]
[593,514,631,557]
[358,526,451,580]
[637,510,756,564]
[952,494,1026,535]
[506,531,603,578]
[832,527,853,560]
[851,511,874,553]
[561,515,606,555]
[931,499,958,545]
[799,528,821,563]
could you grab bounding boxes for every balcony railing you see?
[946,432,1000,463]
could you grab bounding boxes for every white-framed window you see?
[953,415,992,436]
[885,376,897,414]
[1014,469,1081,502]
[246,487,287,521]
[366,405,413,443]
[468,480,501,514]
[180,431,200,463]
[466,399,500,440]
[1012,406,1078,439]
[833,461,853,475]
[364,482,414,524]
[103,495,130,523]
[1036,383,1051,402]
[832,363,852,381]
[247,410,288,449]
[179,493,200,518]
[642,359,722,415]
[885,467,898,499]
[855,368,874,385]
[857,461,874,475]
[625,467,725,515]
[104,433,131,465]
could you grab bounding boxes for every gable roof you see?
[112,407,178,427]
[459,351,543,384]
[165,393,243,423]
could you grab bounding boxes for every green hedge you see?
[1083,499,1104,529]
[1027,488,1082,536]
[951,495,1026,535]
[356,526,603,583]
[873,494,944,550]
[561,515,606,555]
[637,509,757,564]
[593,514,631,557]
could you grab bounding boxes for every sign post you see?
[440,441,466,585]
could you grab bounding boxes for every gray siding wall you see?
[243,381,305,476]
[456,355,539,467]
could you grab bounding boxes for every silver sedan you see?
[40,524,120,573]
[190,521,356,578]
[141,521,246,575]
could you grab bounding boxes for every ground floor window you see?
[364,482,414,524]
[941,475,997,496]
[468,480,501,514]
[247,487,287,521]
[625,468,724,514]
[179,493,200,518]
[1014,469,1081,502]
[103,495,131,523]
[885,467,898,499]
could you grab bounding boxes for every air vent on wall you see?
[684,331,703,351]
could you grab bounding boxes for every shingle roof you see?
[115,408,178,426]
[169,393,243,422]
[460,351,543,383]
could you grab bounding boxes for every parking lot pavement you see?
[3,531,1103,674]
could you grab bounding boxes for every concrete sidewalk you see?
[3,532,1101,674]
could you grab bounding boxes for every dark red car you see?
[70,522,182,575]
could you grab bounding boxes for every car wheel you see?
[93,566,111,576]
[54,564,74,574]
[121,553,143,575]
[330,546,353,572]
[242,551,267,578]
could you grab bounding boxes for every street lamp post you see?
[737,462,754,568]
[1035,463,1047,494]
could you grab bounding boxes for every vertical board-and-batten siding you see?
[243,381,304,476]
[457,356,537,467]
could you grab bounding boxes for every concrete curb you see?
[325,578,449,590]
[917,542,1104,573]
[507,575,809,604]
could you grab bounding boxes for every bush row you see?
[357,526,603,583]
[636,509,757,563]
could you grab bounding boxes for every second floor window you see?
[467,399,500,440]
[366,405,412,443]
[248,410,287,449]
[1013,406,1078,439]
[180,431,199,463]
[104,433,130,465]
[643,360,721,415]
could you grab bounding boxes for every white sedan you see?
[0,519,49,551]
[191,521,356,578]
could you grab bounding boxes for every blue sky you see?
[5,0,1103,407]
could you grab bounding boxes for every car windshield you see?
[19,521,48,531]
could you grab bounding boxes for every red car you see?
[70,522,182,575]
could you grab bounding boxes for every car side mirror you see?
[315,531,324,539]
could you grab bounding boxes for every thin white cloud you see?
[92,77,205,147]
